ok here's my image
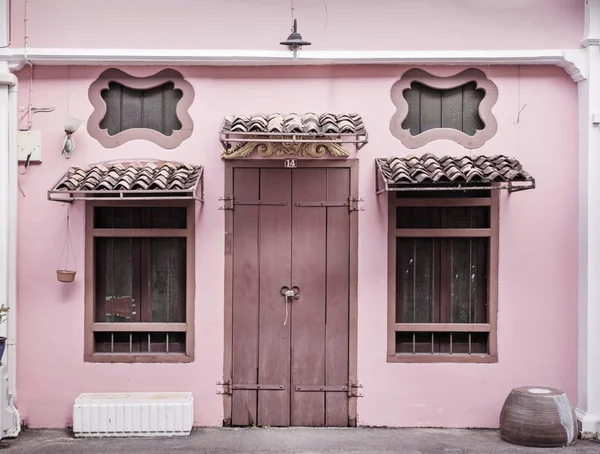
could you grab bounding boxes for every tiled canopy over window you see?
[375,154,535,193]
[88,69,194,149]
[219,113,368,159]
[390,69,498,149]
[48,161,203,202]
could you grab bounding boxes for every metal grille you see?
[396,332,489,355]
[94,332,186,354]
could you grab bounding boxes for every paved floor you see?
[0,428,598,454]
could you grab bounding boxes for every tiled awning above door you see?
[48,161,203,203]
[220,113,368,159]
[375,154,535,194]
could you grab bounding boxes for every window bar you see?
[167,238,171,323]
[140,90,145,130]
[166,333,170,354]
[148,333,151,353]
[412,333,416,354]
[450,239,454,324]
[111,332,114,354]
[469,238,473,323]
[468,333,472,355]
[449,333,453,354]
[413,240,416,323]
[129,333,133,354]
[431,332,434,354]
[110,239,115,323]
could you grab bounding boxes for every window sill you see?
[387,354,497,364]
[85,353,193,364]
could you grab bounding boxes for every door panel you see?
[231,166,351,427]
[231,169,260,426]
[324,169,351,426]
[291,169,328,426]
[258,169,292,427]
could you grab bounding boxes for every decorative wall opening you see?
[100,81,183,137]
[401,82,485,136]
[390,69,498,149]
[88,69,194,149]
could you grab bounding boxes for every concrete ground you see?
[0,428,598,454]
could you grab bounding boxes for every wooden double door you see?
[227,163,354,427]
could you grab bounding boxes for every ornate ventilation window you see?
[390,69,498,149]
[88,69,194,149]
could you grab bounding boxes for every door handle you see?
[280,285,300,301]
[280,286,299,326]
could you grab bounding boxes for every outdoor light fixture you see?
[61,115,82,159]
[280,19,311,53]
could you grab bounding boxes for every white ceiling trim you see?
[0,47,587,82]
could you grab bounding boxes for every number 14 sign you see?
[283,159,297,168]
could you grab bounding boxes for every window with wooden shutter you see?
[390,69,498,149]
[387,190,498,363]
[85,202,195,363]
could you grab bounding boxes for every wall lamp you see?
[61,115,82,159]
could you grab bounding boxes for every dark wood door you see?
[230,167,351,427]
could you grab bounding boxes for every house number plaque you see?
[284,159,297,168]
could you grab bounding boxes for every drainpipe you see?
[0,65,21,438]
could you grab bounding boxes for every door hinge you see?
[217,379,232,395]
[348,382,363,398]
[219,196,234,211]
[348,197,364,212]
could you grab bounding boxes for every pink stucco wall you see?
[14,64,578,428]
[8,0,583,51]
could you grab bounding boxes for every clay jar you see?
[499,386,577,448]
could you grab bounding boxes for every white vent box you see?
[73,392,194,438]
[17,131,42,162]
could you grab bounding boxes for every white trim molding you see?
[0,47,588,82]
[583,0,600,48]
[577,0,600,442]
[576,408,600,439]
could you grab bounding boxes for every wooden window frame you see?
[387,193,499,363]
[389,68,498,150]
[87,68,194,149]
[84,200,195,363]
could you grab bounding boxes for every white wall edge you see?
[575,408,600,439]
[0,48,588,82]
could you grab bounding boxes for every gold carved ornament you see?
[221,138,351,160]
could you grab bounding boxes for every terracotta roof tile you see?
[222,113,366,135]
[376,154,533,185]
[53,161,202,193]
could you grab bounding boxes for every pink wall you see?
[15,64,578,428]
[8,0,583,51]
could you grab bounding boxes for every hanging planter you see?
[57,206,77,283]
[56,270,76,282]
